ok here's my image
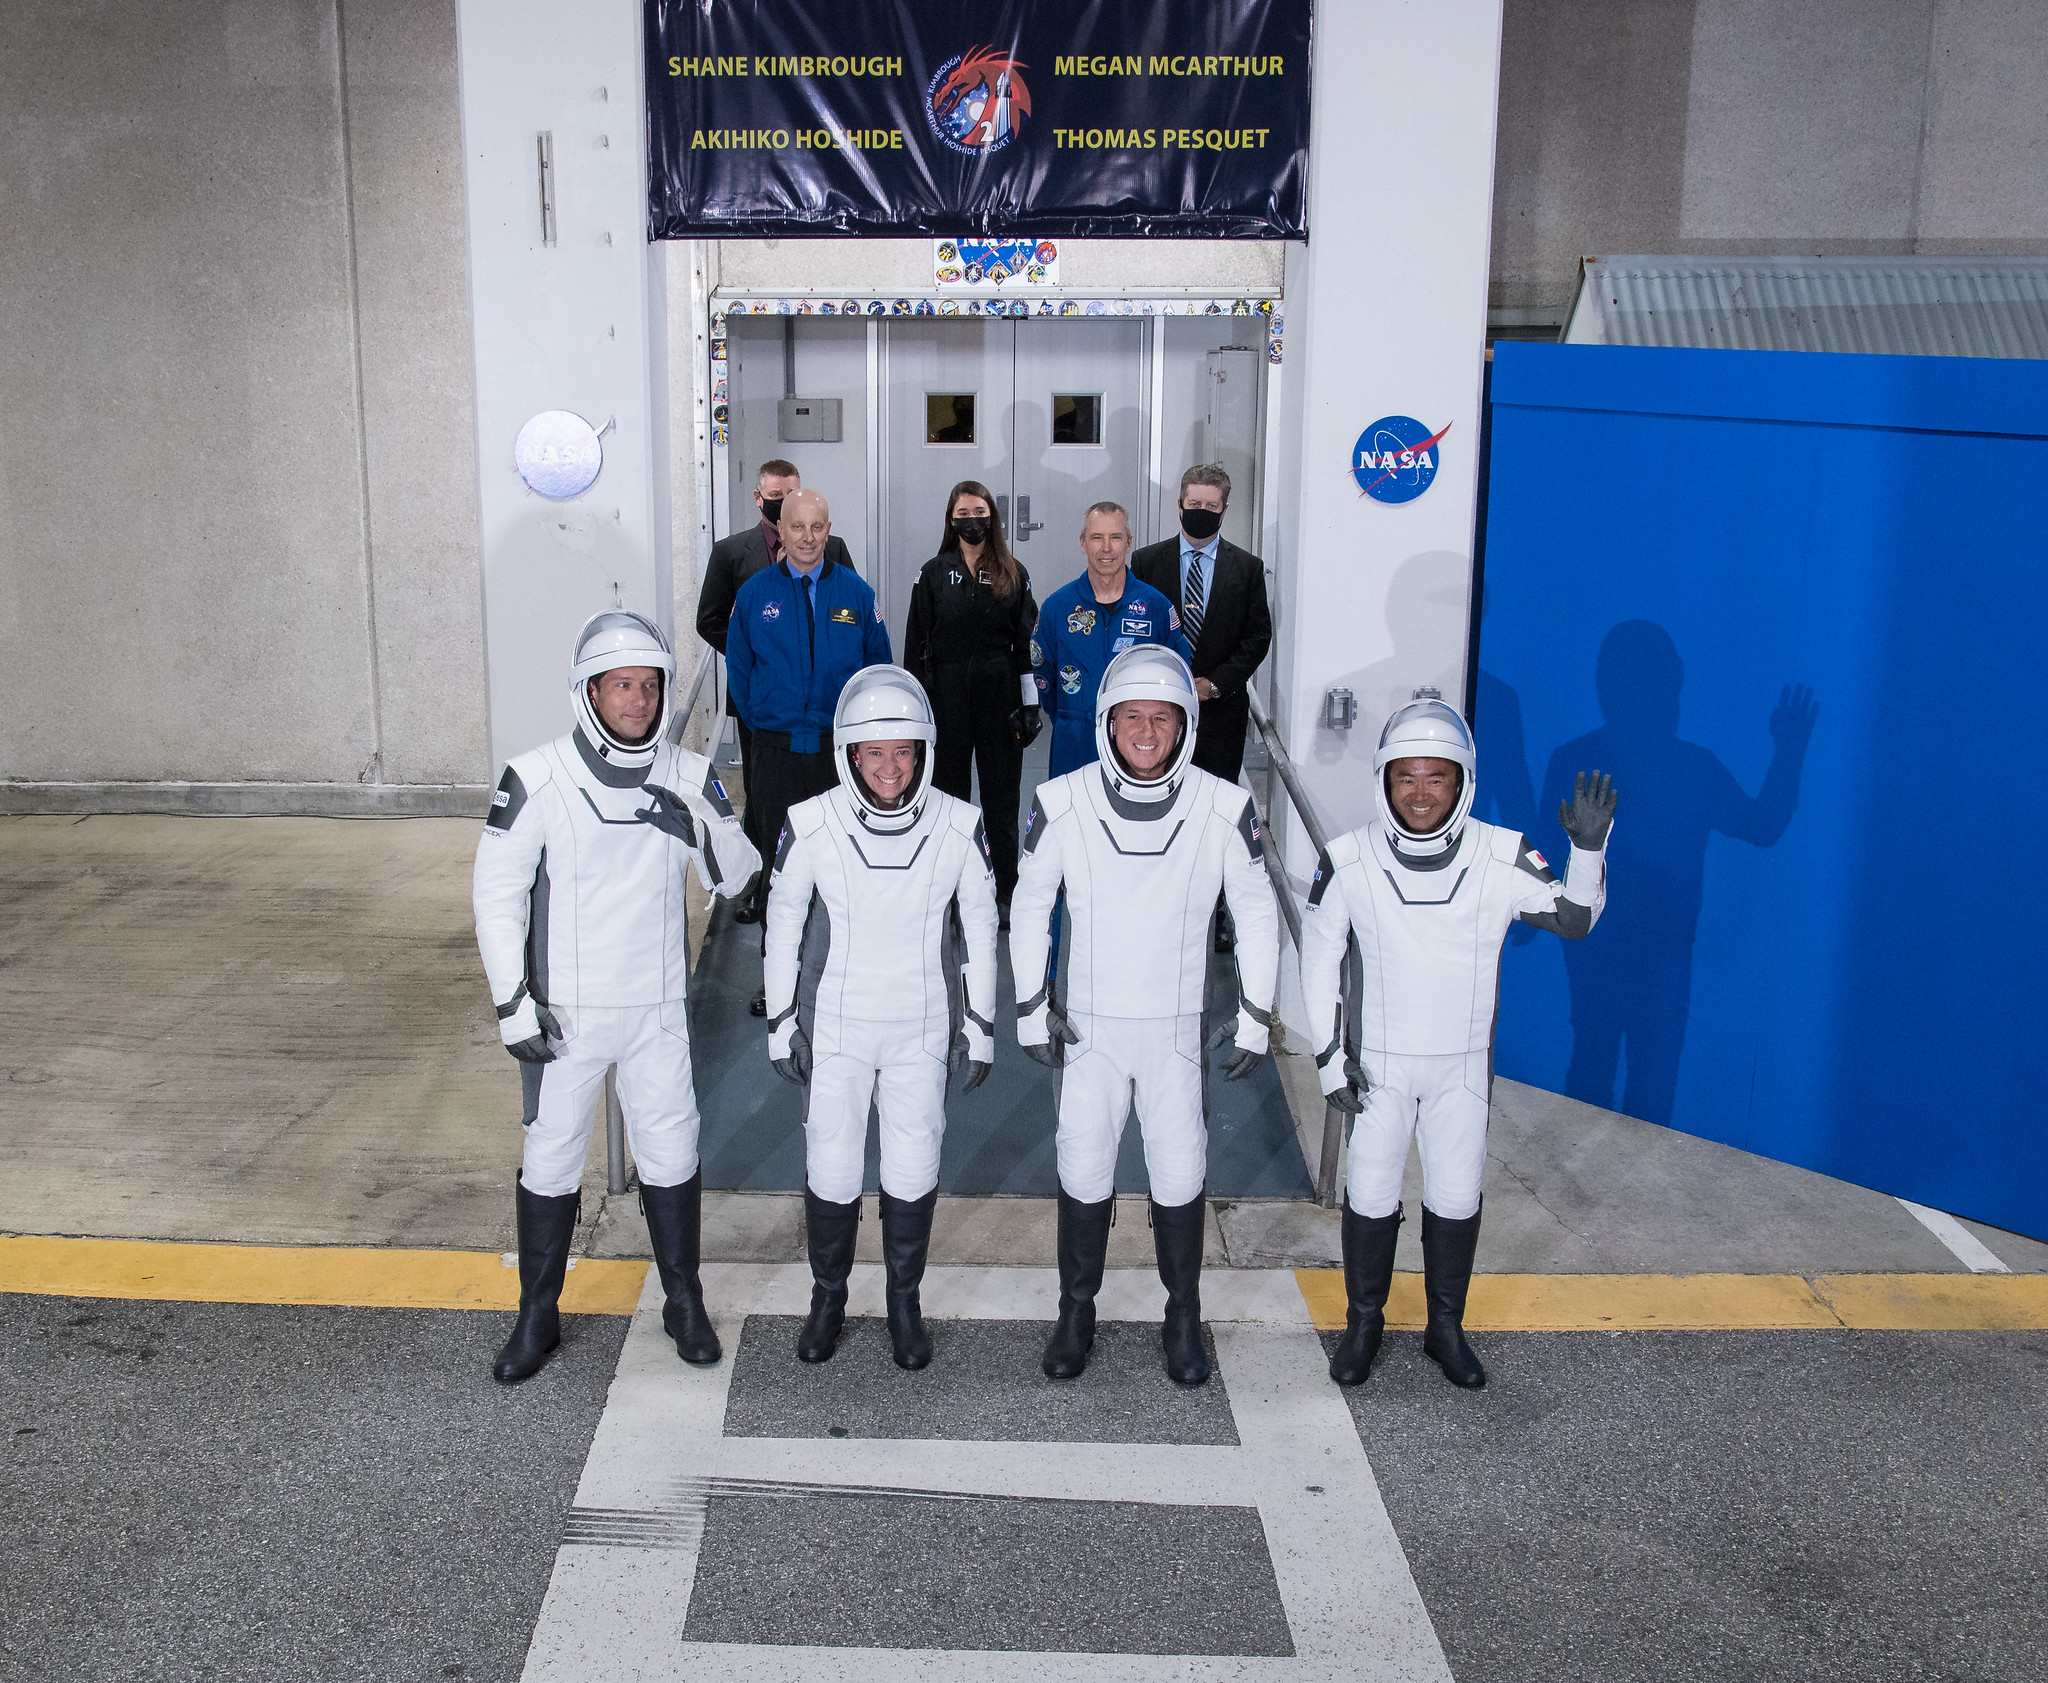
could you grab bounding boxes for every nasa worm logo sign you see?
[1352,416,1452,506]
[926,47,1032,155]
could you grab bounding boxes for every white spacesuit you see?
[474,609,760,1383]
[764,666,999,1371]
[1010,645,1278,1386]
[1300,689,1614,1391]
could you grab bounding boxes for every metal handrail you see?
[664,644,720,745]
[1245,688,1351,1208]
[606,644,724,1199]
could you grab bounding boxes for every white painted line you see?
[1898,1199,2011,1273]
[523,1264,1450,1683]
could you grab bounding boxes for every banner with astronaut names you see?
[646,0,1311,240]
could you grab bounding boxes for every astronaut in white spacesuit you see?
[764,666,999,1371]
[1010,646,1278,1387]
[474,610,760,1384]
[1300,690,1615,1391]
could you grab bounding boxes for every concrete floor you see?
[3,814,2043,1277]
[4,815,2046,1681]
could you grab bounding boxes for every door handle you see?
[1015,494,1047,542]
[996,495,1010,532]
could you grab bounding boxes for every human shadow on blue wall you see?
[1540,621,1817,1125]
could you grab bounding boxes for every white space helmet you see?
[1094,645,1200,806]
[570,609,676,770]
[833,665,937,834]
[1372,686,1477,859]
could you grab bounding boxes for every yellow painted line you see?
[1814,1272,2048,1330]
[1295,1269,2048,1333]
[0,1236,647,1315]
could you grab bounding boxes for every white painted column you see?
[456,0,671,767]
[1269,0,1503,1035]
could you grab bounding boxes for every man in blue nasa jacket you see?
[1032,502,1189,778]
[727,488,892,1012]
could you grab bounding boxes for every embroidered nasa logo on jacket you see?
[761,600,781,621]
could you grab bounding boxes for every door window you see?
[926,393,977,444]
[1051,393,1102,446]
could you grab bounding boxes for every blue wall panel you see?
[1479,344,2048,1240]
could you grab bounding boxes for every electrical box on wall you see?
[778,397,842,442]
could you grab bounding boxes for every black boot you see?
[1041,1190,1114,1379]
[493,1177,581,1384]
[1328,1202,1403,1385]
[1420,1200,1487,1389]
[879,1187,939,1370]
[1153,1192,1211,1386]
[641,1172,721,1366]
[797,1187,862,1363]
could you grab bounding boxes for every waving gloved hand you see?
[499,994,563,1065]
[1017,989,1082,1069]
[635,784,699,845]
[1320,1052,1371,1114]
[1010,705,1043,749]
[949,1012,995,1093]
[1558,770,1618,851]
[768,1011,812,1086]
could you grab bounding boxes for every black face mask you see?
[760,496,784,524]
[953,516,991,546]
[1179,505,1224,542]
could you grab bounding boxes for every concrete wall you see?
[0,0,483,805]
[8,0,2046,794]
[1493,0,2048,321]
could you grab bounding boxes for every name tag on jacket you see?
[829,606,859,624]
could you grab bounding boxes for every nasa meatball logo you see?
[1352,416,1452,505]
[761,600,782,622]
[926,47,1032,156]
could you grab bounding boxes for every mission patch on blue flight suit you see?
[1067,606,1096,634]
[1059,666,1082,694]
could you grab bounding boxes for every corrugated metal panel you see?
[1564,256,2048,358]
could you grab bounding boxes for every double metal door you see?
[877,317,1149,649]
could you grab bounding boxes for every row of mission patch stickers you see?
[718,296,1275,318]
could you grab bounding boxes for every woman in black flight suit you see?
[901,479,1042,927]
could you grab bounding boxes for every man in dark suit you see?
[695,458,853,921]
[1132,463,1273,952]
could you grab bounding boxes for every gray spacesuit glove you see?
[1323,1055,1370,1114]
[1017,992,1081,1069]
[634,784,699,845]
[500,996,562,1065]
[768,1012,812,1086]
[1558,770,1617,850]
[949,1015,995,1093]
[1204,1017,1266,1082]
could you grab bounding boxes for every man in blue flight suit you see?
[1030,501,1188,974]
[1033,501,1188,777]
[727,488,892,1014]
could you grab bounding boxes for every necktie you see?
[1183,551,1207,646]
